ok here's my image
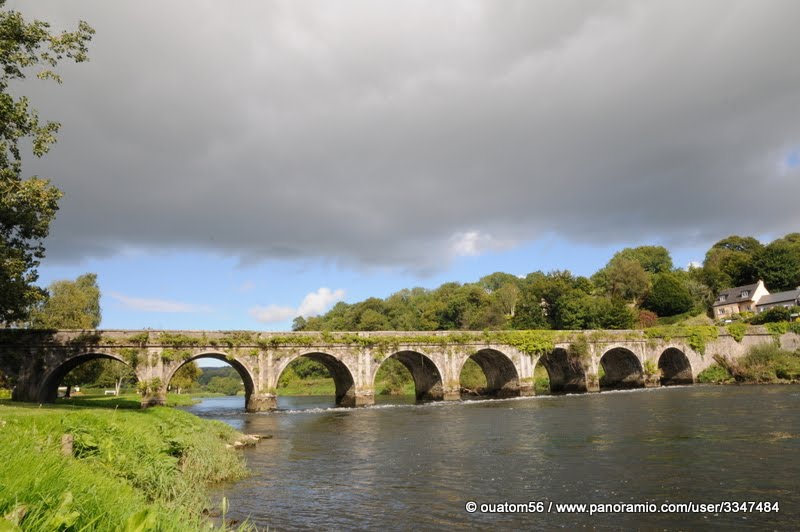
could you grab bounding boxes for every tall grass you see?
[0,402,249,530]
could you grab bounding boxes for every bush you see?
[751,306,791,324]
[697,364,734,384]
[721,343,800,382]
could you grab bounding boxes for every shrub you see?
[697,364,734,384]
[751,306,791,324]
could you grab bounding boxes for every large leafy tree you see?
[754,234,800,292]
[30,273,101,328]
[701,235,763,293]
[0,3,93,325]
[642,272,694,317]
[170,362,201,395]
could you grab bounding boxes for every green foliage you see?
[751,306,791,325]
[123,332,150,346]
[374,358,414,395]
[696,364,734,384]
[160,348,192,363]
[206,376,242,396]
[643,272,693,317]
[720,343,800,382]
[29,273,101,328]
[170,362,201,393]
[726,322,748,342]
[158,332,201,348]
[701,235,763,293]
[137,377,162,396]
[610,245,674,273]
[753,234,800,292]
[0,4,94,325]
[459,358,487,391]
[593,257,649,304]
[644,325,719,355]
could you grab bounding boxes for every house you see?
[755,288,800,314]
[712,280,769,317]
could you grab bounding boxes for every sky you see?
[9,0,800,334]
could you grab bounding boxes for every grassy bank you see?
[0,400,249,531]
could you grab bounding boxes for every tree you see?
[593,258,650,304]
[95,359,135,396]
[642,272,693,317]
[0,3,94,325]
[754,235,800,292]
[30,273,101,328]
[171,362,201,394]
[701,235,762,292]
[611,246,673,274]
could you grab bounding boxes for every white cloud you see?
[109,292,212,313]
[248,304,297,323]
[297,287,346,317]
[249,287,346,324]
[448,231,516,258]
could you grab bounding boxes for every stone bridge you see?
[1,328,797,411]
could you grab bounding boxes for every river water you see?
[184,386,800,530]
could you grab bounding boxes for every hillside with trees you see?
[294,234,800,333]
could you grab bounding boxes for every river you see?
[183,385,800,530]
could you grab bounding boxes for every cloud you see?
[249,287,346,323]
[109,292,212,313]
[449,231,515,258]
[248,304,297,324]
[15,1,800,271]
[297,287,346,317]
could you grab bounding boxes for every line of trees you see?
[294,235,800,332]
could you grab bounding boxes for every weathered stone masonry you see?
[1,328,797,411]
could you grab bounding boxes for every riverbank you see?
[0,399,250,531]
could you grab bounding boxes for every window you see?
[718,308,726,315]
[718,295,727,302]
[741,290,749,298]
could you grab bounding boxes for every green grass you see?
[277,377,336,396]
[56,392,202,409]
[0,401,250,531]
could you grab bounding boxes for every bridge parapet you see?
[0,327,792,411]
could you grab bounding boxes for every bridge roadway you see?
[1,328,797,411]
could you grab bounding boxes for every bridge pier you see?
[519,382,535,397]
[339,391,374,408]
[247,393,277,412]
[140,390,167,408]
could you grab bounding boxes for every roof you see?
[712,282,762,307]
[755,289,800,307]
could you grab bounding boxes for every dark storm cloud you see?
[11,0,800,270]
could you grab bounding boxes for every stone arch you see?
[462,348,520,398]
[658,347,693,386]
[372,350,444,401]
[536,347,587,393]
[277,352,357,407]
[38,352,134,403]
[599,347,644,390]
[166,352,256,410]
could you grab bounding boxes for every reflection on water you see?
[184,386,800,530]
